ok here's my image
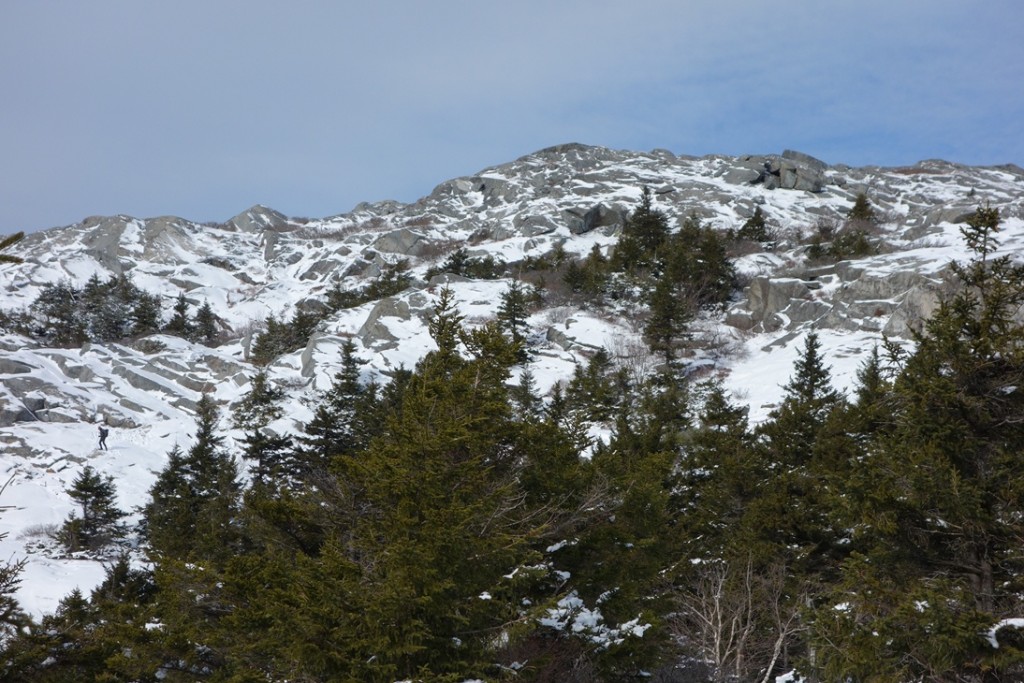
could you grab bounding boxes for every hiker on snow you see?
[98,425,109,451]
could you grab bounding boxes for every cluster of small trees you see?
[0,273,222,348]
[806,192,880,262]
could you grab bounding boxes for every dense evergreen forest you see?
[2,201,1024,681]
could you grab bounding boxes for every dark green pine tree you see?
[644,273,694,366]
[0,476,28,641]
[232,368,285,432]
[144,394,241,562]
[497,279,531,359]
[32,279,86,347]
[629,186,670,257]
[0,583,130,680]
[239,429,296,486]
[760,331,843,467]
[308,289,550,681]
[163,292,192,338]
[675,383,758,560]
[509,365,543,421]
[560,374,688,675]
[744,331,845,578]
[296,338,377,473]
[814,206,1024,681]
[847,192,878,224]
[737,205,770,242]
[665,216,737,310]
[58,465,127,553]
[191,300,218,345]
[565,347,622,423]
[612,186,670,273]
[130,290,162,337]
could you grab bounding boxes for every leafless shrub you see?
[296,217,390,241]
[19,523,59,541]
[609,335,656,387]
[403,214,435,228]
[907,237,949,250]
[543,306,576,327]
[728,238,768,258]
[673,559,808,683]
[692,325,746,363]
[416,238,463,263]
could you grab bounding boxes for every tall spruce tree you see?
[232,368,285,432]
[813,206,1024,680]
[612,186,670,273]
[745,332,846,580]
[144,394,241,562]
[295,289,557,680]
[497,279,531,359]
[32,279,86,347]
[163,292,192,338]
[296,338,378,474]
[58,465,127,553]
[191,300,218,345]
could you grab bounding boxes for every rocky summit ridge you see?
[3,144,1024,437]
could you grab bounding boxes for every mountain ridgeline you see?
[1,145,1024,681]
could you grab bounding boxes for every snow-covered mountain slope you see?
[1,143,1023,618]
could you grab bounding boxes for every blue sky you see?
[2,1,1021,234]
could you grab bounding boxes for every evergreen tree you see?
[745,332,846,580]
[130,290,162,337]
[497,278,531,358]
[676,383,758,560]
[58,465,126,553]
[191,300,218,345]
[565,347,622,423]
[560,374,688,675]
[363,259,412,300]
[814,207,1024,680]
[299,290,555,680]
[760,331,843,466]
[31,279,86,347]
[847,192,878,224]
[665,217,736,310]
[250,308,322,365]
[644,273,694,365]
[629,186,669,257]
[509,365,543,421]
[296,338,377,473]
[144,394,241,562]
[239,429,296,486]
[232,368,285,432]
[737,205,770,242]
[612,186,670,273]
[0,476,28,641]
[163,292,192,338]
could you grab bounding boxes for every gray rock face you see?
[226,205,291,233]
[357,297,411,347]
[578,203,626,234]
[372,228,427,256]
[730,258,955,338]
